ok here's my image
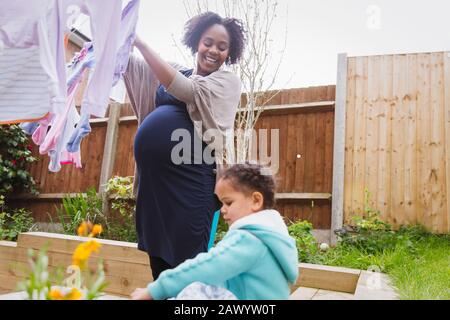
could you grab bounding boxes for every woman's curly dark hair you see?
[182,11,246,65]
[220,163,276,209]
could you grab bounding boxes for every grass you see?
[387,235,450,300]
[313,228,450,300]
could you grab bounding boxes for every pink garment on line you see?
[39,73,79,155]
[60,150,82,168]
[32,113,53,145]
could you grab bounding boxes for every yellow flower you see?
[90,224,103,237]
[72,240,101,269]
[49,289,64,300]
[77,221,93,237]
[49,288,83,300]
[73,244,88,267]
[65,288,83,300]
[77,222,87,236]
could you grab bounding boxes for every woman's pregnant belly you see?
[134,105,200,166]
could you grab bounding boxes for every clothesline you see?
[0,0,140,173]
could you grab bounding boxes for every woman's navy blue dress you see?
[133,69,220,267]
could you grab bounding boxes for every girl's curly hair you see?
[182,11,246,65]
[220,163,276,209]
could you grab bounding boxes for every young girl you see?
[131,163,299,300]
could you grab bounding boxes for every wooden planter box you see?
[0,232,397,299]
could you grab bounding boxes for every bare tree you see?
[181,0,289,163]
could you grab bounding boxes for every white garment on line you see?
[0,47,53,123]
[0,0,63,123]
[0,0,124,124]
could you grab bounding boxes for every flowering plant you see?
[18,221,107,300]
[0,124,38,197]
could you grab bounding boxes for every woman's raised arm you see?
[133,35,177,88]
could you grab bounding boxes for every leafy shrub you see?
[338,229,398,255]
[0,124,38,197]
[350,188,391,232]
[288,220,320,262]
[334,188,396,255]
[54,187,103,235]
[0,195,36,241]
[54,178,137,243]
[104,176,137,242]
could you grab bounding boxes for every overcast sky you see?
[78,0,450,90]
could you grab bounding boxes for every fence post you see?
[444,52,450,233]
[99,102,121,214]
[331,53,348,245]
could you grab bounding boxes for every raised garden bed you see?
[0,232,398,300]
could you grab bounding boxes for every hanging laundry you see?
[48,89,81,172]
[20,122,40,136]
[0,0,64,124]
[60,0,122,118]
[11,0,140,172]
[113,0,140,86]
[67,0,140,153]
[32,114,54,145]
[39,70,82,156]
[1,0,124,123]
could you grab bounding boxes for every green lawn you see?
[318,230,450,300]
[289,220,450,300]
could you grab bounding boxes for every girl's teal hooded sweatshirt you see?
[147,209,299,300]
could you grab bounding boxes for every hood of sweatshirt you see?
[229,209,299,284]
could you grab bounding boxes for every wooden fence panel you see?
[253,86,335,228]
[112,121,137,178]
[344,52,450,233]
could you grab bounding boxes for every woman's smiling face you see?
[196,24,230,76]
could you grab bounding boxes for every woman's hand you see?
[131,288,153,300]
[133,34,144,49]
[130,34,177,88]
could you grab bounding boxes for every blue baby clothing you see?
[66,113,90,153]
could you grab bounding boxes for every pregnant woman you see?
[123,11,245,280]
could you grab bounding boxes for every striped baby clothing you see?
[0,47,54,124]
[0,0,63,124]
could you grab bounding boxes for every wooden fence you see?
[334,51,450,234]
[8,50,450,237]
[9,50,450,237]
[10,86,336,229]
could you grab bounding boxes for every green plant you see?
[17,247,52,299]
[17,222,108,300]
[214,215,229,244]
[0,124,38,197]
[334,188,396,254]
[104,176,137,242]
[54,187,103,235]
[288,220,320,263]
[105,176,134,201]
[0,196,36,241]
[318,224,450,299]
[350,188,391,232]
[53,181,137,243]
